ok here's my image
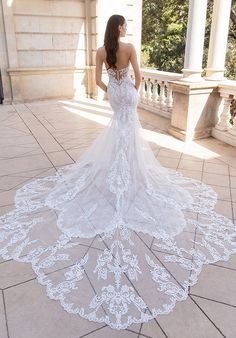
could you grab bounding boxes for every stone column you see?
[0,1,12,103]
[181,0,208,82]
[204,0,232,81]
[1,0,18,69]
[1,0,23,102]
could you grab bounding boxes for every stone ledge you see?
[218,81,236,97]
[6,67,88,102]
[168,80,219,95]
[7,67,85,76]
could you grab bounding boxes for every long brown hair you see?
[104,15,125,70]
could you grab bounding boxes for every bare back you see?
[96,41,141,91]
[100,42,131,70]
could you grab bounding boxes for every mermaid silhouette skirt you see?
[0,66,236,329]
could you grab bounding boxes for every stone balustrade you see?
[130,68,182,119]
[212,81,236,147]
[130,68,236,148]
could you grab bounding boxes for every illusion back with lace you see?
[0,63,236,329]
[107,66,138,115]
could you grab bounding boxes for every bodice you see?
[106,66,130,84]
[106,65,138,120]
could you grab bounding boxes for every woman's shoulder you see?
[119,42,134,49]
[96,46,105,54]
[119,43,136,57]
[97,43,134,52]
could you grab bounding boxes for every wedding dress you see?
[1,65,236,330]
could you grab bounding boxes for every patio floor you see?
[0,97,236,338]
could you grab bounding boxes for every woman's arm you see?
[129,44,141,91]
[95,48,107,93]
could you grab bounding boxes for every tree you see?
[142,0,236,80]
[142,0,188,72]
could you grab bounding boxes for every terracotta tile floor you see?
[0,97,236,338]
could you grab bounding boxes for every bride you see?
[1,14,236,330]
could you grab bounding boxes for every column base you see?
[204,68,227,81]
[1,99,12,105]
[181,68,204,82]
[168,125,212,142]
[12,99,25,104]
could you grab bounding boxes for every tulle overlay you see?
[1,66,236,329]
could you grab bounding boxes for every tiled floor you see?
[0,97,236,338]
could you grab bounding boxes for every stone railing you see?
[130,68,182,119]
[211,80,236,147]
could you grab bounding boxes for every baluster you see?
[152,80,158,106]
[146,79,152,105]
[159,81,166,114]
[139,78,146,103]
[144,79,148,104]
[137,71,180,119]
[228,98,236,136]
[165,83,173,110]
[215,94,232,131]
[154,82,161,112]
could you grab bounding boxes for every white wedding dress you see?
[1,65,236,330]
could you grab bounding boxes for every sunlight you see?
[60,99,113,116]
[142,128,220,160]
[63,100,220,161]
[181,142,220,160]
[7,0,13,6]
[63,105,110,126]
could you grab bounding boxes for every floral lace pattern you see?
[1,65,236,330]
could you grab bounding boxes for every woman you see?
[0,15,236,330]
[96,15,141,93]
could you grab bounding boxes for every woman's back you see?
[98,42,132,70]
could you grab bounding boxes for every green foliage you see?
[141,0,188,72]
[226,0,236,80]
[142,0,236,80]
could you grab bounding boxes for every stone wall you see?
[0,0,142,103]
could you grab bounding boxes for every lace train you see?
[0,66,236,330]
